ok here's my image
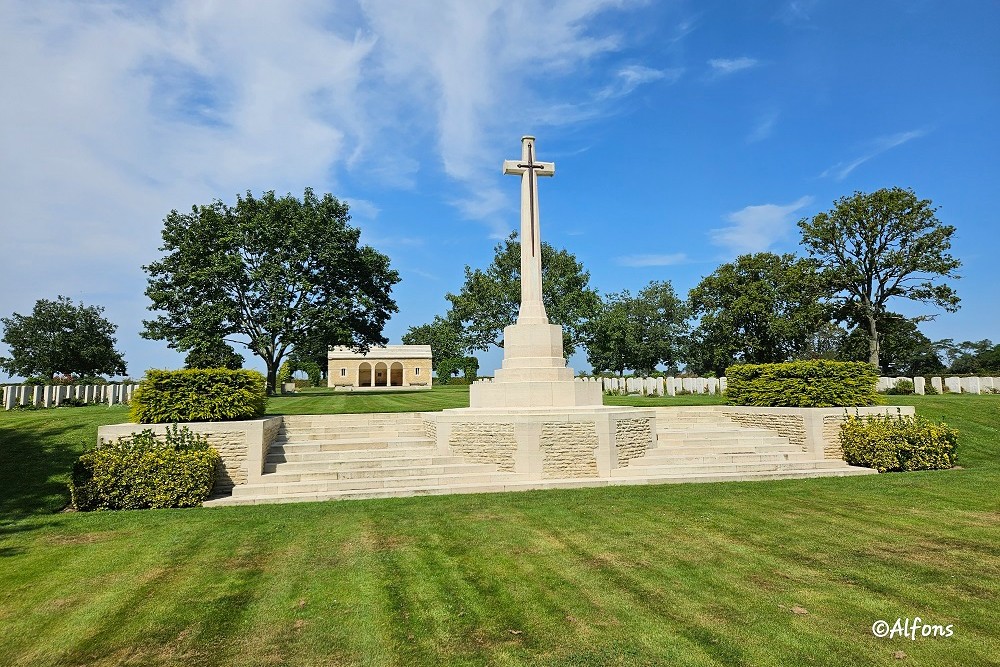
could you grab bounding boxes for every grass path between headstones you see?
[0,393,997,666]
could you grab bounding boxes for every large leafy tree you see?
[143,188,399,393]
[798,187,960,370]
[839,314,945,376]
[183,338,244,370]
[585,281,688,376]
[401,315,465,372]
[686,253,832,375]
[446,232,601,356]
[0,296,127,379]
[936,338,1000,374]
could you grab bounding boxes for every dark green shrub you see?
[725,360,880,407]
[840,414,958,473]
[130,369,266,423]
[70,424,220,510]
[887,379,915,395]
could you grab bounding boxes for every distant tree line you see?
[0,187,982,385]
[405,187,972,377]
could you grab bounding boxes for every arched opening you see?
[374,362,388,387]
[390,362,404,387]
[358,362,372,387]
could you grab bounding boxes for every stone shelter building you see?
[327,345,433,390]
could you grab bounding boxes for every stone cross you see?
[503,136,554,324]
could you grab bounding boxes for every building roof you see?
[327,345,432,360]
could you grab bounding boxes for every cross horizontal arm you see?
[502,160,555,176]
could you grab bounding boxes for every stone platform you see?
[202,407,878,507]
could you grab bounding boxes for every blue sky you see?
[1,0,998,379]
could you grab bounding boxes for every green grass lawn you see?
[0,394,997,666]
[265,384,471,415]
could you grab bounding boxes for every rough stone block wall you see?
[615,418,653,467]
[540,422,598,478]
[199,430,250,493]
[423,417,437,441]
[722,412,806,451]
[262,418,281,465]
[450,422,516,471]
[822,415,847,460]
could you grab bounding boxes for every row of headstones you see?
[600,376,727,396]
[1,384,139,410]
[879,376,1000,395]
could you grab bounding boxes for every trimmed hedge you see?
[840,414,959,473]
[130,368,267,423]
[725,360,880,407]
[70,425,220,510]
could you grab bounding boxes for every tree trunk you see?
[867,316,880,371]
[265,362,278,395]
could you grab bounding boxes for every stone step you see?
[656,434,790,445]
[650,443,800,455]
[268,438,436,454]
[256,463,501,484]
[232,471,530,497]
[611,459,851,477]
[276,430,427,442]
[634,451,814,465]
[203,466,876,507]
[270,436,433,450]
[264,455,465,473]
[266,445,439,462]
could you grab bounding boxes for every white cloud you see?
[821,129,927,180]
[596,65,682,100]
[616,253,688,267]
[0,0,655,332]
[710,196,813,255]
[707,57,759,75]
[747,111,779,143]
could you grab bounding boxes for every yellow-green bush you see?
[130,368,266,423]
[70,425,220,510]
[840,414,958,473]
[725,360,880,407]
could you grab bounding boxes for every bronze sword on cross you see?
[503,136,554,258]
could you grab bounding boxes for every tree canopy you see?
[142,188,399,393]
[584,281,688,376]
[839,314,945,376]
[183,338,244,370]
[685,253,832,375]
[446,232,600,356]
[798,187,960,370]
[401,315,465,372]
[0,296,127,379]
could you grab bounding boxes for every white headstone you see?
[944,377,962,394]
[913,377,925,395]
[706,378,718,395]
[931,377,943,393]
[719,376,728,394]
[960,377,981,394]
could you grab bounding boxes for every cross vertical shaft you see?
[503,136,554,325]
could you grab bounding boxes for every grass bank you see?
[0,395,996,666]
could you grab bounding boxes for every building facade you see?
[327,345,433,389]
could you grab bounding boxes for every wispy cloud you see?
[776,0,822,25]
[597,65,681,100]
[616,253,688,267]
[708,57,759,75]
[710,196,813,255]
[747,110,779,143]
[820,129,928,180]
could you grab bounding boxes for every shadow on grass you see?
[0,421,86,519]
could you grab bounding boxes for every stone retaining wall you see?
[448,422,517,471]
[721,411,807,451]
[614,418,654,467]
[540,422,598,478]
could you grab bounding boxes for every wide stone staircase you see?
[203,413,530,506]
[204,408,874,507]
[610,407,875,484]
